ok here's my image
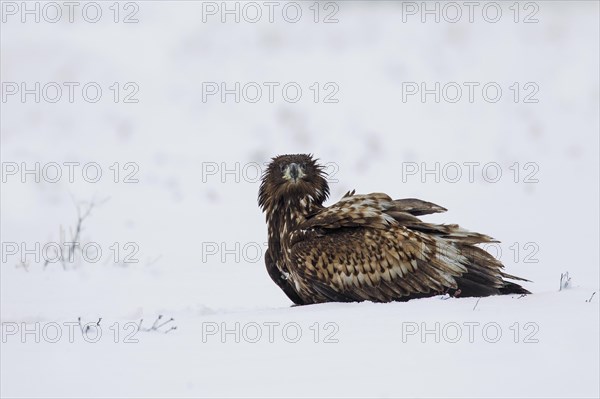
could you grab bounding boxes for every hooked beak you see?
[283,163,304,183]
[289,163,299,181]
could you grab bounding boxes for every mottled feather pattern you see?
[289,228,469,303]
[259,154,530,305]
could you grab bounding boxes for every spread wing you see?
[288,192,527,303]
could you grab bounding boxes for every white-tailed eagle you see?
[258,154,530,305]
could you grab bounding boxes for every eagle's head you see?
[258,154,330,212]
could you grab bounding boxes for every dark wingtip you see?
[500,281,532,295]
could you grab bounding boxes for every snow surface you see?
[1,1,599,398]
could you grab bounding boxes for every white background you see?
[1,1,599,397]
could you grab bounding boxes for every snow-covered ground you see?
[1,1,598,397]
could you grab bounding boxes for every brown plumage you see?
[259,154,530,305]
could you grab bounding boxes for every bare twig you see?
[66,200,96,266]
[40,196,109,271]
[559,272,571,291]
[155,317,174,330]
[586,292,596,303]
[149,315,163,331]
[138,315,177,332]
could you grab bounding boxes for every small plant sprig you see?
[78,316,102,336]
[42,196,109,271]
[559,272,571,291]
[138,315,177,334]
[585,292,596,303]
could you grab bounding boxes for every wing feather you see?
[290,226,465,302]
[286,192,528,302]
